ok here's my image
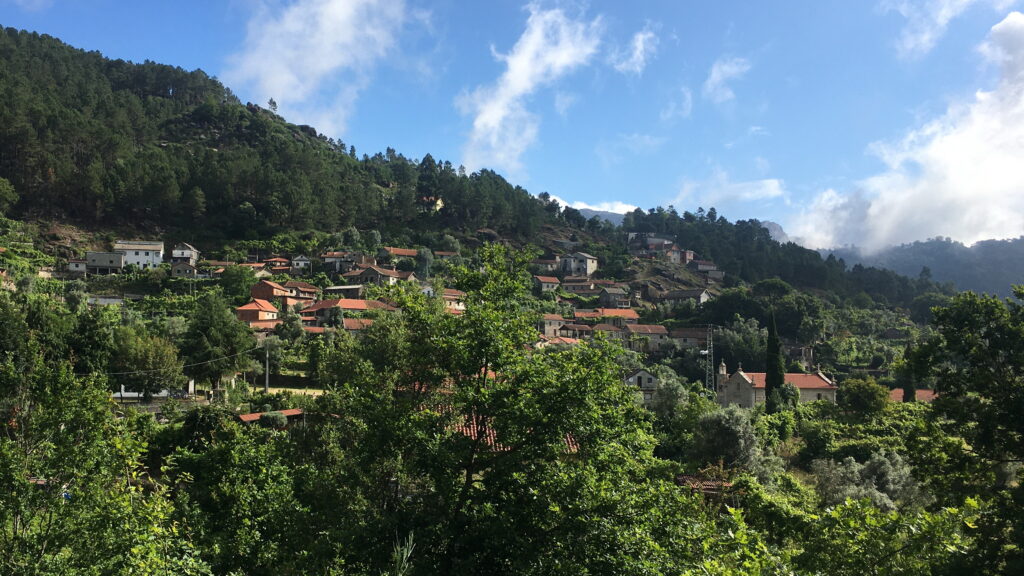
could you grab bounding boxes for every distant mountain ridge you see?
[826,237,1024,297]
[578,208,625,226]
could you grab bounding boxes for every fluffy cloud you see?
[660,86,693,121]
[549,195,639,214]
[610,26,658,75]
[790,11,1024,251]
[459,3,602,175]
[674,168,787,213]
[702,56,751,104]
[224,0,407,137]
[882,0,1016,58]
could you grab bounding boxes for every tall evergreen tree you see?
[765,309,786,414]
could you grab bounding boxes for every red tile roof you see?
[238,408,304,423]
[254,279,289,293]
[236,298,279,313]
[264,257,289,264]
[888,388,939,403]
[741,372,836,390]
[534,275,561,283]
[343,318,374,330]
[574,308,639,320]
[542,313,566,321]
[284,280,320,292]
[302,298,394,313]
[625,324,668,335]
[384,246,418,258]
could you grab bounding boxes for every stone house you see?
[534,275,561,293]
[559,252,598,277]
[715,361,837,408]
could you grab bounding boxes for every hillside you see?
[827,237,1024,297]
[0,26,955,310]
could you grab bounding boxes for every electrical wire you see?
[81,345,264,377]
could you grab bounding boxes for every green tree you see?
[838,377,889,417]
[219,265,258,305]
[180,292,257,389]
[112,325,185,402]
[765,310,786,413]
[0,177,16,214]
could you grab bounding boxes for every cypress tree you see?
[765,309,786,413]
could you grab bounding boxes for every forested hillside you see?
[828,236,1024,297]
[0,26,956,312]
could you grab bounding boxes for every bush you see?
[258,411,288,429]
[838,378,889,417]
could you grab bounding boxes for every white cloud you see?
[881,0,1016,58]
[674,168,787,211]
[459,3,602,175]
[702,56,751,104]
[549,195,638,214]
[554,91,578,116]
[610,26,659,75]
[595,133,667,168]
[791,11,1024,251]
[6,0,52,10]
[660,86,693,121]
[223,0,407,137]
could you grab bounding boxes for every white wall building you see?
[113,240,164,269]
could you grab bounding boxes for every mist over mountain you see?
[826,236,1024,297]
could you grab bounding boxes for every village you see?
[59,233,850,411]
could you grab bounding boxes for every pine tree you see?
[765,309,786,413]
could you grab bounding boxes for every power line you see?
[80,345,264,377]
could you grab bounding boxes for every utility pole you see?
[264,340,270,394]
[704,324,715,392]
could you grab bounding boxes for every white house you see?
[171,243,200,266]
[559,252,598,277]
[624,369,659,405]
[113,240,164,269]
[291,255,311,273]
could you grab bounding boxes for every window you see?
[647,377,653,384]
[135,251,139,255]
[816,393,822,400]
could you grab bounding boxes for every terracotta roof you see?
[442,288,466,298]
[270,266,290,273]
[670,327,708,339]
[321,251,350,258]
[238,262,266,268]
[303,326,328,334]
[343,265,413,279]
[542,313,566,321]
[575,308,639,320]
[284,280,320,292]
[546,337,579,346]
[254,279,289,293]
[741,371,836,390]
[888,388,939,403]
[237,299,279,313]
[343,318,374,330]
[534,275,561,283]
[384,246,418,258]
[561,323,593,331]
[625,324,668,335]
[264,257,289,264]
[302,298,394,313]
[238,408,304,423]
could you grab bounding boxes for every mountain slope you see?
[827,237,1024,297]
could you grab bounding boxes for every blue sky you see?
[3,0,1024,250]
